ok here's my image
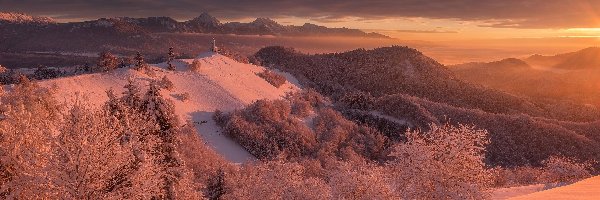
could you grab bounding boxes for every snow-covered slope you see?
[38,52,299,163]
[0,12,54,24]
[508,176,600,200]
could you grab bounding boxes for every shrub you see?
[256,69,286,88]
[220,99,315,159]
[189,59,202,72]
[97,51,118,72]
[222,161,331,200]
[176,123,231,185]
[216,97,387,162]
[285,89,329,117]
[313,108,387,162]
[32,66,62,80]
[160,75,174,91]
[178,92,190,102]
[338,90,375,110]
[491,166,544,187]
[541,156,594,183]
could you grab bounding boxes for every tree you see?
[167,47,176,71]
[121,77,143,109]
[0,65,6,73]
[206,169,226,200]
[0,80,202,199]
[160,76,174,91]
[133,52,147,71]
[32,66,61,80]
[97,51,118,72]
[541,156,594,183]
[0,77,61,198]
[388,123,492,199]
[119,56,133,68]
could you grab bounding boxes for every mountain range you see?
[451,47,600,106]
[0,12,389,38]
[524,47,600,70]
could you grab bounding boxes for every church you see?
[210,38,219,53]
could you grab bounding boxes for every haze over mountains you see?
[3,0,600,198]
[452,47,600,106]
[525,47,600,70]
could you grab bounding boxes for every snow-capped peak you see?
[251,18,281,27]
[0,12,55,24]
[190,12,221,25]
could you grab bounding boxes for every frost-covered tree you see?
[0,65,6,73]
[541,156,594,183]
[0,80,202,199]
[119,56,134,68]
[222,161,331,200]
[32,66,62,80]
[97,51,118,72]
[328,162,396,199]
[167,47,176,71]
[133,52,147,71]
[206,169,226,200]
[387,123,492,199]
[160,75,174,91]
[121,77,143,109]
[0,77,61,198]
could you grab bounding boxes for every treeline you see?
[213,90,595,199]
[253,46,600,169]
[254,46,600,122]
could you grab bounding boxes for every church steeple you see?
[210,38,219,53]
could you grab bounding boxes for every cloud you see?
[395,29,459,34]
[1,0,599,28]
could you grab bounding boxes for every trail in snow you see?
[37,52,299,164]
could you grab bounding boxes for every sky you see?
[2,0,600,41]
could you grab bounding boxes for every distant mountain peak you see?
[190,12,221,25]
[0,12,55,24]
[576,46,600,53]
[251,18,280,27]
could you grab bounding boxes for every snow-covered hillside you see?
[508,176,600,200]
[0,12,54,24]
[37,52,299,163]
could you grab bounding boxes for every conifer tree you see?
[134,52,146,71]
[122,77,143,109]
[97,51,118,72]
[206,169,226,200]
[167,47,176,71]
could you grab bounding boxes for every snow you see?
[369,111,413,128]
[508,176,600,200]
[0,12,54,24]
[491,184,548,199]
[37,52,299,164]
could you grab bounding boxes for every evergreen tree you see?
[121,77,143,109]
[160,75,174,91]
[97,51,118,72]
[119,56,133,68]
[134,52,146,71]
[167,47,176,71]
[206,169,226,200]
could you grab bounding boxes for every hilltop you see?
[36,52,299,163]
